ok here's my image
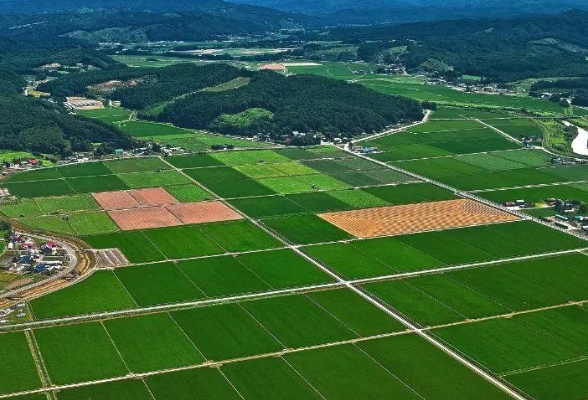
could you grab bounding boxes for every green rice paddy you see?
[3,120,588,400]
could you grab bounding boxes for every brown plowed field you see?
[319,199,519,238]
[129,188,178,206]
[166,201,242,225]
[108,207,183,230]
[92,191,139,210]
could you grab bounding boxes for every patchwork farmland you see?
[0,110,587,400]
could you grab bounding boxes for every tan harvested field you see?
[129,188,178,206]
[108,207,182,230]
[166,201,242,225]
[93,191,140,210]
[319,199,519,238]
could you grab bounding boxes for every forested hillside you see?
[155,71,423,138]
[0,37,135,157]
[327,11,588,81]
[0,6,316,42]
[42,64,423,139]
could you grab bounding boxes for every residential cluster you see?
[2,233,67,275]
[0,302,26,325]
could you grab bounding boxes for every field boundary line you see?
[500,355,588,377]
[399,279,470,320]
[99,321,132,374]
[303,293,362,337]
[217,368,247,400]
[141,378,158,400]
[445,273,512,311]
[354,110,431,143]
[350,248,588,285]
[167,312,208,362]
[352,343,427,400]
[136,230,167,261]
[237,302,286,348]
[24,329,52,389]
[232,256,276,290]
[110,269,140,308]
[281,357,329,400]
[471,178,588,193]
[0,330,411,400]
[473,119,522,144]
[1,282,344,332]
[7,249,586,333]
[122,246,288,269]
[169,260,209,299]
[424,299,588,332]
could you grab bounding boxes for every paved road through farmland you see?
[161,154,529,400]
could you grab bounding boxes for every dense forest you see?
[1,0,585,27]
[42,63,423,139]
[154,71,423,138]
[0,5,316,43]
[40,63,252,108]
[0,37,136,157]
[324,11,588,82]
[112,64,251,110]
[0,37,116,73]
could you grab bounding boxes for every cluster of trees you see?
[40,63,249,108]
[0,37,116,74]
[0,97,135,156]
[530,78,588,107]
[0,36,137,157]
[111,64,249,110]
[38,66,153,99]
[151,71,423,137]
[326,11,588,82]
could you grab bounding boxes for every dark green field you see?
[31,271,136,319]
[114,262,205,306]
[261,214,353,244]
[0,332,41,394]
[103,313,204,372]
[171,304,283,360]
[365,253,588,326]
[34,322,128,384]
[2,131,588,400]
[84,231,166,263]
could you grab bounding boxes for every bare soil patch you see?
[129,188,178,206]
[93,191,140,210]
[108,207,182,230]
[319,199,518,238]
[166,201,242,225]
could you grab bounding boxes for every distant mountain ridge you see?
[1,0,587,25]
[0,1,319,41]
[228,0,588,14]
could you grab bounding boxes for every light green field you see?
[118,121,193,138]
[35,194,99,214]
[79,108,132,124]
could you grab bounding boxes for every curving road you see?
[0,232,79,303]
